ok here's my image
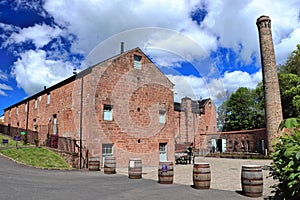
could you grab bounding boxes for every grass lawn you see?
[0,133,26,147]
[0,133,72,169]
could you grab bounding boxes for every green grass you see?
[0,133,72,169]
[0,147,72,169]
[0,133,26,147]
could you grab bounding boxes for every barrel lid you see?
[195,162,209,165]
[242,165,261,168]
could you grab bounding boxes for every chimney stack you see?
[256,15,283,152]
[120,42,124,54]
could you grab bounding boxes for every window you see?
[206,126,208,131]
[53,114,57,135]
[229,140,233,148]
[16,106,18,116]
[159,110,166,124]
[47,92,51,104]
[33,119,37,131]
[134,55,142,69]
[103,105,113,121]
[35,98,38,109]
[102,143,114,167]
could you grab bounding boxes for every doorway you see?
[216,139,226,152]
[102,143,114,167]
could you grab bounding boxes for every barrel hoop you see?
[242,177,263,181]
[243,183,263,186]
[194,172,210,174]
[194,180,211,182]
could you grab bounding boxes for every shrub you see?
[271,118,300,199]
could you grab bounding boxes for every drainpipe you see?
[25,101,29,143]
[79,76,84,169]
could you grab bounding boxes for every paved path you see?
[120,157,276,198]
[0,155,276,200]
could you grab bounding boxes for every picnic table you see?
[175,155,190,164]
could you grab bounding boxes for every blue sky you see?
[1,0,300,116]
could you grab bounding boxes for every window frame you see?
[159,110,166,124]
[133,55,142,69]
[47,92,51,105]
[34,98,38,109]
[103,104,113,121]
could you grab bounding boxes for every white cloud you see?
[4,24,63,49]
[202,0,300,66]
[3,0,299,100]
[167,69,262,106]
[11,49,75,95]
[0,83,12,90]
[0,70,13,96]
[42,0,300,68]
[43,1,217,59]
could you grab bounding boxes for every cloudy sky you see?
[0,0,300,116]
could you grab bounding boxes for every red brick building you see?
[4,48,175,167]
[3,47,268,168]
[173,97,217,149]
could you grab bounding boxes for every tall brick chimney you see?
[256,15,283,152]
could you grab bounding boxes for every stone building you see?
[3,47,175,167]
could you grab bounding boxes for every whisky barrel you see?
[193,163,211,189]
[88,157,100,171]
[158,161,173,184]
[241,165,263,197]
[128,158,142,179]
[104,156,116,174]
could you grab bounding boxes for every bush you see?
[271,118,300,199]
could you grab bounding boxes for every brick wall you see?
[4,48,175,168]
[204,128,267,153]
[174,98,218,150]
[83,48,175,167]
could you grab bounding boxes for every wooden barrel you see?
[128,158,142,179]
[241,165,263,197]
[193,163,211,189]
[158,161,173,184]
[88,158,100,171]
[104,156,116,174]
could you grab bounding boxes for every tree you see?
[279,44,300,77]
[279,73,300,118]
[218,86,265,132]
[278,44,300,118]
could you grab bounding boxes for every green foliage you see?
[278,44,300,118]
[218,86,265,131]
[279,44,300,77]
[279,73,300,118]
[271,118,300,199]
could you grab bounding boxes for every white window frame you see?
[134,55,142,69]
[35,98,38,109]
[159,110,166,124]
[102,143,114,167]
[103,105,113,121]
[47,92,51,104]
